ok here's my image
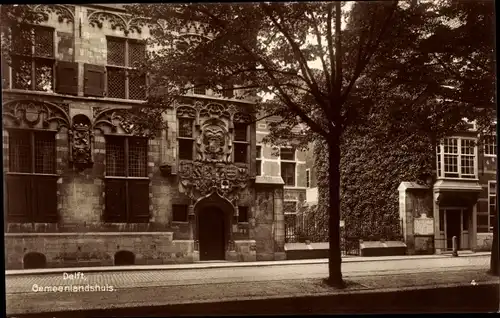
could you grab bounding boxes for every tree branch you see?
[195,6,329,138]
[326,3,335,95]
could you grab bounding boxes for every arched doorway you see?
[198,206,227,260]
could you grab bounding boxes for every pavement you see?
[5,253,498,316]
[6,250,491,275]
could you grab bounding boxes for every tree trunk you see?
[489,201,498,275]
[325,136,345,288]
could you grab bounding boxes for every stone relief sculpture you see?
[196,118,231,163]
[93,107,154,137]
[176,101,252,206]
[69,114,93,169]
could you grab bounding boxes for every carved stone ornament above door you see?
[178,161,249,205]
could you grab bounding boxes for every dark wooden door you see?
[198,208,226,261]
[446,210,462,250]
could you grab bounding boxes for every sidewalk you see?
[6,267,498,316]
[6,251,491,276]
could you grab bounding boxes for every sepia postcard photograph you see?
[1,1,498,316]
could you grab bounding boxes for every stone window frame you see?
[172,204,189,223]
[436,137,478,180]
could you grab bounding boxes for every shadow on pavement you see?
[7,283,499,317]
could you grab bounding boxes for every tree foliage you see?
[128,1,495,286]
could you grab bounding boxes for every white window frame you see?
[306,168,310,188]
[256,144,262,176]
[488,181,497,232]
[436,137,478,179]
[484,135,497,157]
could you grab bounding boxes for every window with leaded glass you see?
[233,123,248,163]
[193,84,206,95]
[178,118,194,160]
[10,26,55,92]
[436,138,477,179]
[106,37,146,100]
[6,129,58,223]
[104,136,149,223]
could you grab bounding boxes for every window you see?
[436,137,477,179]
[172,204,188,222]
[489,181,497,232]
[280,147,296,186]
[222,84,234,98]
[193,84,206,95]
[256,145,262,176]
[234,123,247,142]
[306,169,310,188]
[234,143,247,163]
[178,118,194,160]
[484,135,497,156]
[105,136,149,223]
[106,37,146,100]
[238,206,249,223]
[280,147,295,161]
[6,129,58,223]
[233,123,248,163]
[10,26,55,92]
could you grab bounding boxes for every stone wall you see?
[5,233,197,269]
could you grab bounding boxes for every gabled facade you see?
[2,4,307,269]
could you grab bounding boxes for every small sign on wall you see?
[414,214,434,235]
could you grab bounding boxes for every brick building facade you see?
[2,4,307,269]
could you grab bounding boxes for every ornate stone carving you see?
[233,112,252,123]
[93,107,153,137]
[87,10,149,36]
[69,114,93,169]
[196,118,231,163]
[176,106,196,118]
[35,4,75,24]
[2,100,70,130]
[199,103,230,120]
[178,161,249,204]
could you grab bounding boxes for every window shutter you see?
[55,61,78,95]
[1,57,10,89]
[105,179,127,222]
[33,175,58,223]
[128,179,150,223]
[84,63,106,97]
[6,175,32,222]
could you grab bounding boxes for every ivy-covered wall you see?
[310,129,434,241]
